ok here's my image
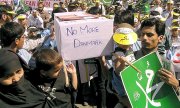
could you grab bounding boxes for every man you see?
[37,2,50,28]
[0,22,31,68]
[134,18,180,95]
[0,5,15,28]
[17,14,28,36]
[166,22,180,79]
[88,0,106,15]
[28,9,44,29]
[162,0,174,19]
[151,0,163,14]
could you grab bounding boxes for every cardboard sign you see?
[54,12,113,60]
[120,52,180,108]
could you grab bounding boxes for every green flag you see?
[120,52,180,108]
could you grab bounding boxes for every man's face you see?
[167,3,173,11]
[15,34,25,49]
[140,26,162,50]
[155,0,161,5]
[0,68,24,86]
[18,18,27,27]
[32,11,38,17]
[38,4,44,12]
[171,28,179,37]
[3,13,13,22]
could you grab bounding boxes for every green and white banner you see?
[120,52,180,108]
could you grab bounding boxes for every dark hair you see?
[38,1,44,6]
[150,11,160,16]
[0,22,25,47]
[114,10,134,26]
[0,5,13,19]
[68,2,78,12]
[36,48,62,71]
[140,18,165,36]
[87,6,101,15]
[51,7,67,20]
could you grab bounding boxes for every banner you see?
[24,0,64,9]
[0,0,12,4]
[54,12,113,60]
[120,52,180,108]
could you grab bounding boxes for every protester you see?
[28,9,44,29]
[37,2,51,28]
[105,23,137,108]
[0,5,15,28]
[166,21,180,79]
[134,18,180,95]
[27,48,78,108]
[0,49,45,108]
[0,22,31,66]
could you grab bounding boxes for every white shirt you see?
[28,14,44,28]
[151,5,163,14]
[162,10,171,19]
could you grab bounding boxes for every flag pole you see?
[112,53,142,74]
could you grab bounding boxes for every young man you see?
[166,24,180,79]
[134,18,180,95]
[37,2,50,28]
[0,49,45,108]
[28,9,44,29]
[0,5,16,49]
[0,22,31,67]
[0,5,15,28]
[27,48,78,108]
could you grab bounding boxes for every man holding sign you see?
[120,18,180,108]
[134,18,179,93]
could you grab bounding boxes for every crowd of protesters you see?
[0,0,180,108]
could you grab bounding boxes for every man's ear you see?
[158,35,164,43]
[14,38,19,45]
[2,14,7,20]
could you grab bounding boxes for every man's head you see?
[53,3,59,10]
[154,0,161,5]
[38,2,44,12]
[140,18,165,51]
[17,14,27,27]
[0,22,25,49]
[167,0,174,11]
[80,2,87,11]
[59,2,65,8]
[36,48,63,79]
[114,10,134,27]
[68,2,79,12]
[0,49,24,86]
[32,9,39,18]
[171,21,179,37]
[0,5,16,24]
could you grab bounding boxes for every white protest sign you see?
[54,12,114,60]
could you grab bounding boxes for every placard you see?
[54,12,113,60]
